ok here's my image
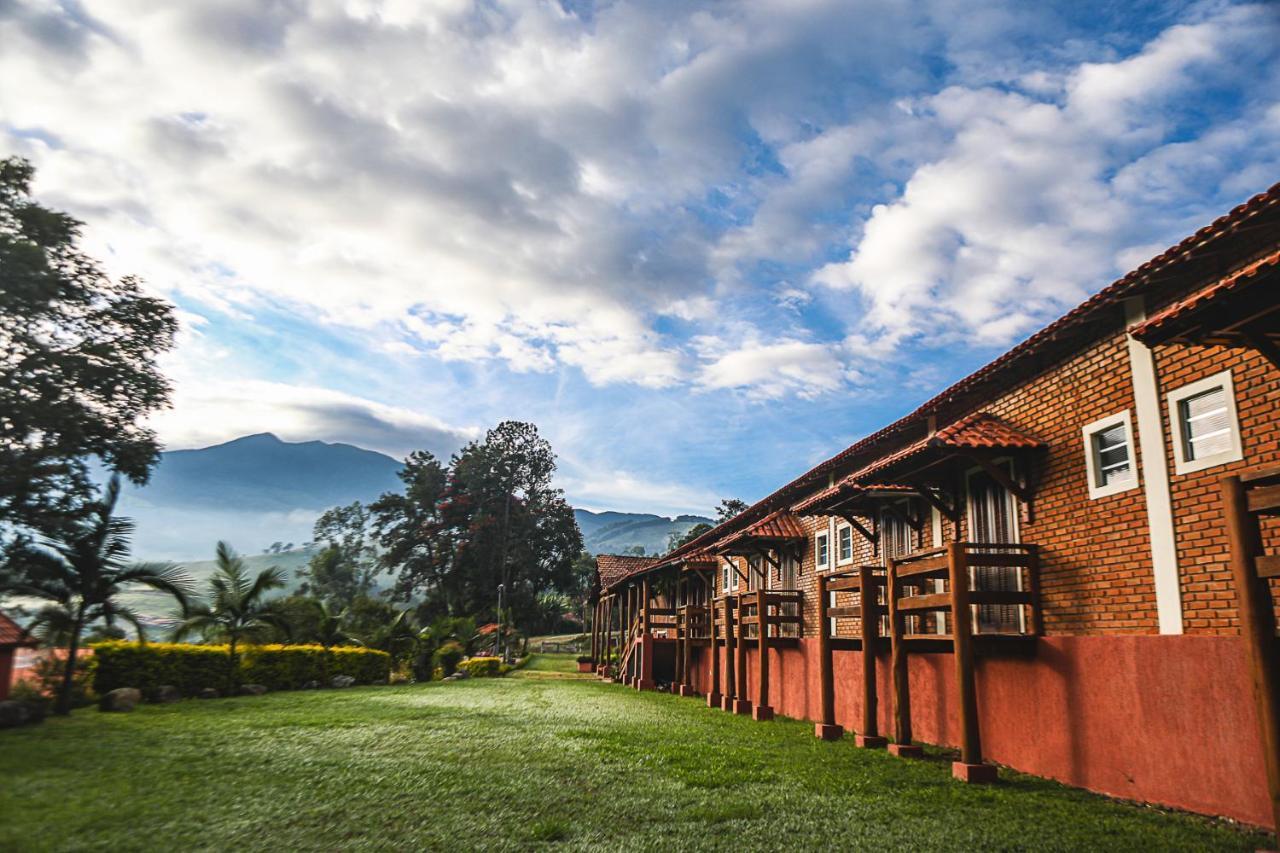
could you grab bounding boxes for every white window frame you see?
[1082,410,1139,499]
[835,522,854,566]
[1167,369,1243,475]
[815,530,830,572]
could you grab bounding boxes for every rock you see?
[302,680,321,690]
[99,687,142,712]
[239,684,268,696]
[21,700,47,724]
[330,675,355,688]
[0,700,30,728]
[196,687,220,699]
[151,685,182,704]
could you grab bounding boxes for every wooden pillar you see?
[707,588,721,707]
[948,543,995,783]
[732,594,750,714]
[814,573,841,739]
[858,566,886,747]
[679,575,695,697]
[754,587,773,720]
[1223,472,1280,831]
[887,558,920,758]
[638,576,655,690]
[723,595,737,711]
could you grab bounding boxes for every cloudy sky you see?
[3,0,1278,516]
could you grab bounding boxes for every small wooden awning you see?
[792,481,915,516]
[713,510,807,556]
[1130,247,1280,369]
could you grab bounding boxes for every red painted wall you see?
[686,635,1270,830]
[0,649,14,701]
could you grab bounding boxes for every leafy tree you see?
[372,423,583,629]
[371,608,420,672]
[0,157,176,559]
[716,499,749,523]
[306,600,364,682]
[668,522,712,551]
[172,541,288,690]
[0,477,194,714]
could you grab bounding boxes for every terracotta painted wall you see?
[686,634,1270,830]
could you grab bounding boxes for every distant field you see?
[0,673,1269,851]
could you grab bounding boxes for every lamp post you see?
[497,583,505,661]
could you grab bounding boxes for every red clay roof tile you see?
[1130,246,1280,343]
[0,611,36,647]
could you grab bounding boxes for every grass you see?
[1,653,1270,852]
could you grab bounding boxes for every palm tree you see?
[374,608,418,671]
[310,600,363,682]
[173,541,288,690]
[1,477,195,714]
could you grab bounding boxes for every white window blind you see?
[1091,422,1133,487]
[1179,386,1231,461]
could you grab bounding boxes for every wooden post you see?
[733,595,750,714]
[591,599,599,666]
[754,588,773,720]
[723,596,738,712]
[814,573,841,739]
[680,584,695,697]
[638,576,654,690]
[886,558,920,758]
[858,565,886,747]
[1223,473,1280,831]
[707,591,721,707]
[1026,546,1043,636]
[949,543,995,782]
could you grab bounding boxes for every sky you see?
[2,0,1278,518]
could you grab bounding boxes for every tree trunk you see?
[56,607,86,716]
[229,636,239,692]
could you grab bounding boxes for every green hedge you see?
[457,656,503,678]
[92,642,391,696]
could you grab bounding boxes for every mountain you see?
[115,433,711,562]
[574,509,714,556]
[115,433,405,561]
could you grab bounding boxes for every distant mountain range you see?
[115,433,710,561]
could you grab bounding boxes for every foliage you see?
[457,656,503,678]
[14,652,96,708]
[715,499,748,523]
[370,422,583,629]
[0,677,1269,851]
[172,541,288,688]
[668,522,712,551]
[296,502,380,606]
[413,615,476,680]
[91,641,390,694]
[0,477,194,713]
[0,157,176,559]
[433,641,465,677]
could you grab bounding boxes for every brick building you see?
[590,181,1280,828]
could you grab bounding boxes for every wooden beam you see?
[883,501,924,533]
[839,513,879,545]
[948,543,985,770]
[816,573,837,735]
[858,565,882,742]
[910,484,959,522]
[1222,472,1280,832]
[962,453,1034,505]
[1241,327,1280,372]
[887,558,912,749]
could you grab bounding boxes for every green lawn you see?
[2,657,1270,851]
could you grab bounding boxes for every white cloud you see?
[698,339,847,399]
[813,3,1280,351]
[561,469,720,518]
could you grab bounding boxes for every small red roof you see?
[596,554,662,590]
[852,412,1044,482]
[0,611,36,648]
[1130,247,1280,345]
[714,510,808,552]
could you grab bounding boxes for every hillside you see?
[575,509,712,556]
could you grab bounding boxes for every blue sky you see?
[2,0,1278,517]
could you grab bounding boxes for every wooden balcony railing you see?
[887,542,1041,781]
[814,566,886,744]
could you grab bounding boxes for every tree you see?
[0,157,176,558]
[372,423,583,629]
[1,477,194,714]
[306,600,364,682]
[716,499,749,523]
[297,502,380,607]
[172,541,288,690]
[668,522,712,552]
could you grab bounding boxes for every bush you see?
[458,656,503,678]
[92,642,391,695]
[434,641,465,677]
[575,655,593,664]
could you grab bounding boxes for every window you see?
[1082,411,1138,499]
[967,465,1023,634]
[880,510,913,564]
[815,531,830,570]
[837,524,853,564]
[1168,370,1243,475]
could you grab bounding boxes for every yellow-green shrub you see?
[92,642,391,695]
[458,656,503,678]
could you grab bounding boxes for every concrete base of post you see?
[814,723,844,740]
[888,743,924,758]
[705,691,722,708]
[731,699,753,715]
[952,762,998,783]
[855,735,888,748]
[752,705,774,722]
